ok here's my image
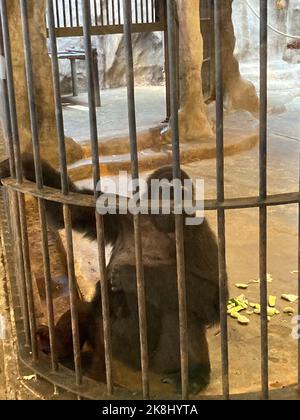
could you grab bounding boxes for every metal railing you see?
[47,0,167,37]
[0,0,299,400]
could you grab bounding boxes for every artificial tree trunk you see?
[220,0,259,114]
[174,0,214,142]
[6,0,83,166]
[166,0,259,143]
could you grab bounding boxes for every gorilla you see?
[0,153,226,394]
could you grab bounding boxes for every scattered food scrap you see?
[227,292,284,326]
[23,374,37,381]
[248,273,273,285]
[235,283,249,290]
[238,315,250,325]
[281,294,298,303]
[268,295,277,308]
[283,307,295,315]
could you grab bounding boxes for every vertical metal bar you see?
[145,0,149,23]
[105,0,109,24]
[135,0,138,24]
[63,205,83,386]
[38,199,58,371]
[55,0,60,27]
[166,0,189,400]
[0,0,22,184]
[123,0,150,399]
[0,14,15,178]
[214,0,229,400]
[82,0,113,395]
[19,0,43,190]
[69,0,73,27]
[12,194,31,348]
[71,59,79,97]
[92,48,101,107]
[298,154,300,390]
[94,0,98,25]
[164,29,171,120]
[117,0,121,24]
[18,195,38,361]
[0,0,31,348]
[100,0,104,25]
[259,0,269,401]
[111,0,115,25]
[20,0,67,365]
[75,0,80,26]
[152,0,155,22]
[47,0,69,194]
[62,0,67,27]
[140,0,144,23]
[47,0,82,385]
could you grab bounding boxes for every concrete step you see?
[68,110,259,180]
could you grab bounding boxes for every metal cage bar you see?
[214,0,229,400]
[81,0,114,396]
[259,0,269,401]
[123,0,150,399]
[0,0,32,352]
[166,0,189,400]
[298,154,300,390]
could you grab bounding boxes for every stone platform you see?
[62,87,258,180]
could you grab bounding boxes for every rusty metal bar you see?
[63,205,83,386]
[214,0,229,400]
[123,0,150,399]
[0,14,15,178]
[3,177,300,213]
[166,0,189,400]
[47,0,83,386]
[38,199,58,372]
[19,0,43,188]
[47,0,69,195]
[0,0,32,349]
[17,194,38,362]
[20,0,66,365]
[164,28,170,120]
[2,1,39,359]
[82,0,113,395]
[259,0,269,401]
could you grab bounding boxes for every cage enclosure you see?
[0,0,299,401]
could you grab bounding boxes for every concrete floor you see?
[63,86,166,143]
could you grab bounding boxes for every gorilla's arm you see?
[0,153,120,244]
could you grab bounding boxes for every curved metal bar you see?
[2,178,300,211]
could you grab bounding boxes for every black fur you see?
[0,153,226,393]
